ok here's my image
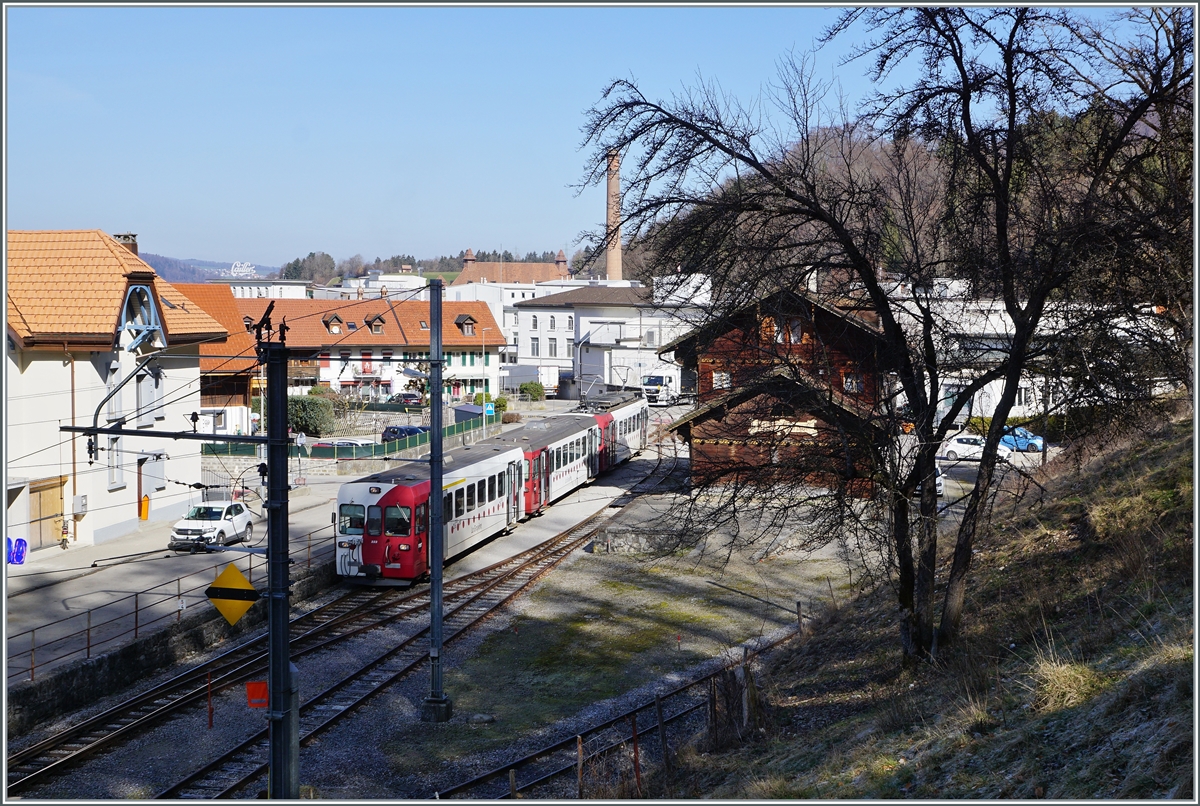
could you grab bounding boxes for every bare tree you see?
[578,7,1191,662]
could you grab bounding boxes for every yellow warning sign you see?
[205,563,260,626]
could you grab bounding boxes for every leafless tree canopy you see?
[579,8,1191,662]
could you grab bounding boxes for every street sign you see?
[205,563,260,625]
[484,402,495,416]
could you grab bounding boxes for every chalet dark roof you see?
[657,287,883,358]
[454,313,476,325]
[512,286,653,309]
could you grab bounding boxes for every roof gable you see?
[7,230,226,349]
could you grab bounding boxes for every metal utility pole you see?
[422,279,453,722]
[263,333,299,798]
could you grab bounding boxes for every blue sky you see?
[7,5,890,268]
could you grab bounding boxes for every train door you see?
[505,461,522,525]
[541,449,551,502]
[604,420,616,471]
[639,407,648,453]
[525,453,542,514]
[588,427,600,478]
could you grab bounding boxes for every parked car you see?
[914,464,945,498]
[381,424,430,442]
[388,392,424,405]
[311,438,376,448]
[941,434,1013,463]
[169,501,253,552]
[1000,425,1044,453]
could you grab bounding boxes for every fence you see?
[6,526,338,685]
[201,414,500,458]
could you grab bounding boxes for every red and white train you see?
[335,392,650,584]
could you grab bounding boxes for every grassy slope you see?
[660,418,1193,800]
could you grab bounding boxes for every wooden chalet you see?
[659,288,895,492]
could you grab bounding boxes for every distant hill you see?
[141,253,278,284]
[141,253,213,284]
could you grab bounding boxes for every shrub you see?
[493,396,508,413]
[519,381,545,401]
[287,395,335,437]
[501,412,522,424]
[472,392,493,406]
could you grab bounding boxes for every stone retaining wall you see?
[7,559,337,739]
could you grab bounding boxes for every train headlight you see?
[338,541,355,549]
[396,544,411,551]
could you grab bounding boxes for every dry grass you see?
[657,416,1193,800]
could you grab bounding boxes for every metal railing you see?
[202,415,499,457]
[7,527,338,684]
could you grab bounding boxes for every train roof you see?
[574,391,644,413]
[344,414,599,487]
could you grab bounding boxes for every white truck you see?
[640,374,679,407]
[500,364,560,398]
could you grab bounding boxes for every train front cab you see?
[336,482,429,584]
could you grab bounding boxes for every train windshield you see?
[339,504,366,535]
[384,505,412,535]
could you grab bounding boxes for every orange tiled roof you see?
[174,283,260,373]
[6,230,227,349]
[234,297,500,351]
[451,261,570,286]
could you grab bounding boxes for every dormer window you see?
[372,322,383,334]
[454,314,477,336]
[324,314,344,335]
[330,323,341,334]
[243,315,254,332]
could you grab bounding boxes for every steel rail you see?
[159,442,680,799]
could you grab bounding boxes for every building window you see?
[644,328,657,347]
[1015,386,1032,407]
[372,321,383,334]
[330,323,341,334]
[463,321,475,336]
[567,315,573,329]
[549,316,556,331]
[713,371,731,390]
[530,338,540,357]
[106,362,122,422]
[548,339,558,358]
[136,372,154,426]
[843,371,865,394]
[531,315,538,330]
[212,411,226,429]
[107,436,124,490]
[347,321,358,331]
[567,340,575,359]
[784,317,803,344]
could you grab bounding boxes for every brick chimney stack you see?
[606,150,622,281]
[113,232,138,256]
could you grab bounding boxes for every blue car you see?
[1000,426,1044,453]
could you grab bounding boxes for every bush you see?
[493,396,508,413]
[472,392,493,406]
[288,395,335,437]
[519,381,545,401]
[501,412,522,424]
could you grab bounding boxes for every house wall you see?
[316,345,501,403]
[696,304,882,408]
[5,345,204,552]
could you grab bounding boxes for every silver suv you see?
[169,501,254,552]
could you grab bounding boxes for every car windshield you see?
[186,506,224,520]
[641,376,665,385]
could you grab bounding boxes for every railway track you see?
[437,629,799,800]
[8,440,679,798]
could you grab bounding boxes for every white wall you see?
[5,344,205,552]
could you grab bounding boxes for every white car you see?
[941,434,1012,463]
[169,501,254,552]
